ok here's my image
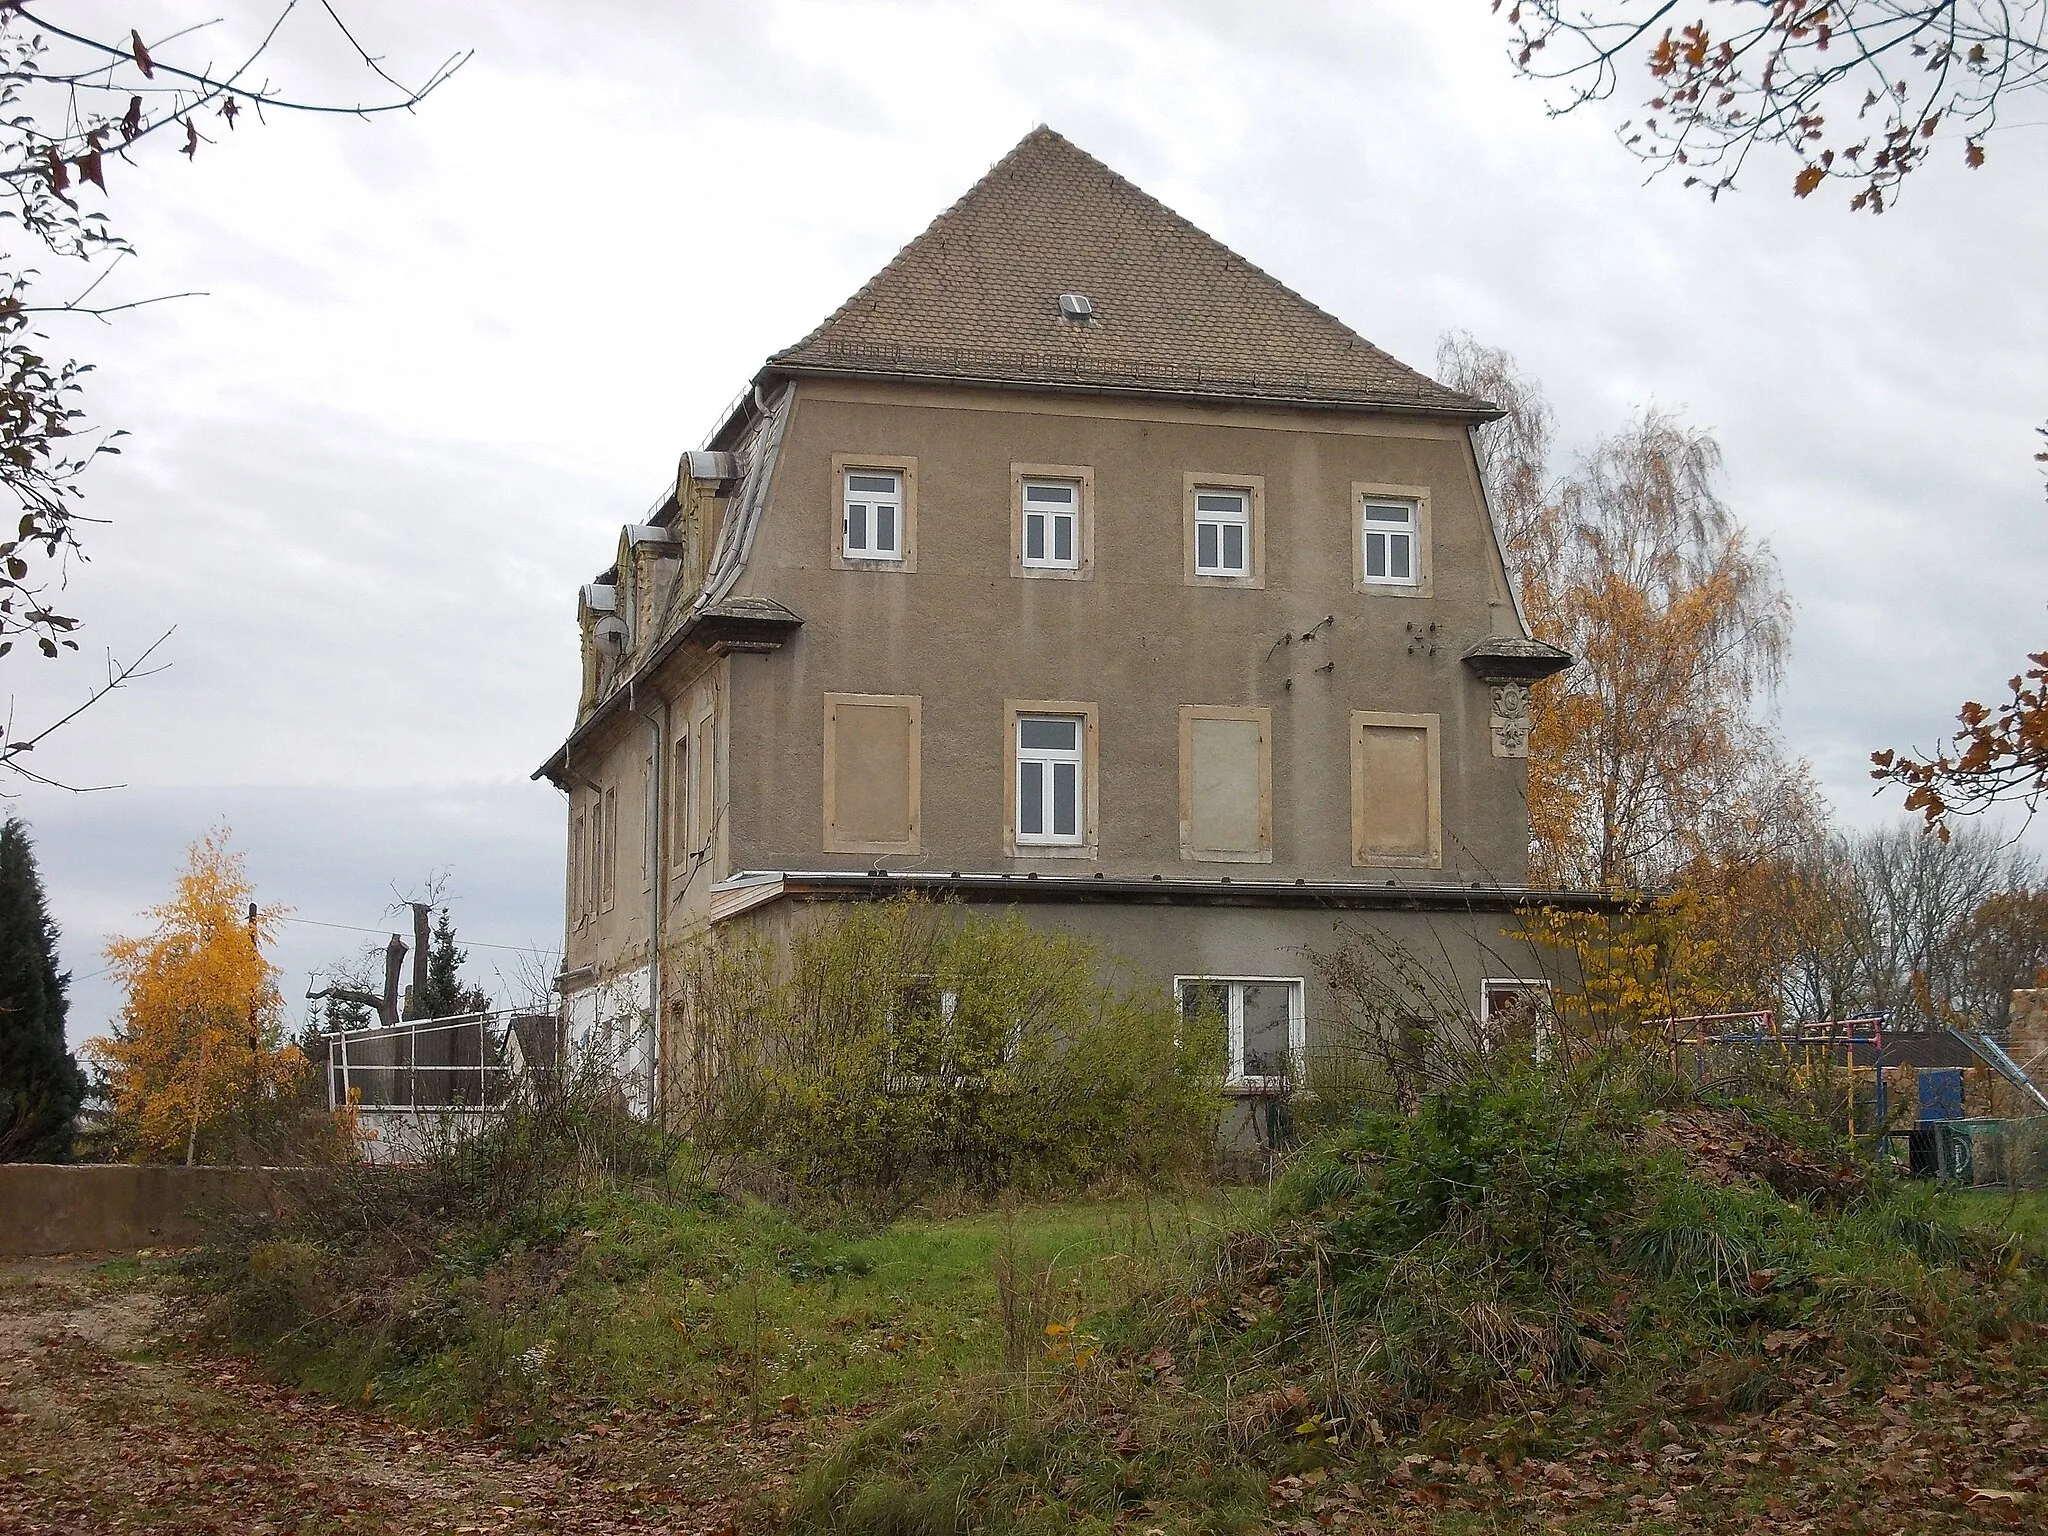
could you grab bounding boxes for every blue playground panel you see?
[1919,1068,1965,1122]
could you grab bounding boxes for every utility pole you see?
[247,902,261,1157]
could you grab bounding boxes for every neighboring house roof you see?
[768,127,1496,419]
[1879,1032,1984,1070]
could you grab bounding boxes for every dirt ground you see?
[8,1255,2046,1535]
[0,1257,811,1536]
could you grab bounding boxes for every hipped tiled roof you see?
[770,128,1494,418]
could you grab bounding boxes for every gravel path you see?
[0,1257,810,1536]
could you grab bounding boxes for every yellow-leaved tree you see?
[90,828,306,1165]
[1439,334,1828,1037]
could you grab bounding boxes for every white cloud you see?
[9,0,2045,1045]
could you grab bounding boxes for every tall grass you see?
[790,1037,2048,1534]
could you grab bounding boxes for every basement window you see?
[1481,978,1555,1057]
[885,976,958,1088]
[1178,977,1304,1090]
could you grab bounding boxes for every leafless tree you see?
[0,4,463,775]
[1496,2,2048,212]
[1781,819,2043,1031]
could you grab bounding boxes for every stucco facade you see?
[535,128,1588,1117]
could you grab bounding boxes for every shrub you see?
[674,900,1222,1207]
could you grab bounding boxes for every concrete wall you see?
[691,889,1553,1067]
[0,1164,319,1257]
[724,380,1532,885]
[557,655,726,988]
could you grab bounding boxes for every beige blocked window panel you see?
[830,453,918,571]
[572,809,587,919]
[1183,473,1265,588]
[1003,700,1099,859]
[694,708,719,878]
[1011,463,1094,578]
[1178,705,1272,862]
[668,735,690,873]
[1353,482,1432,597]
[600,786,618,909]
[823,693,922,855]
[1350,711,1442,869]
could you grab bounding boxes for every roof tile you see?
[771,127,1493,417]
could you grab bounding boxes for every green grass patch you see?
[187,1169,1244,1445]
[788,1058,2048,1534]
[1951,1186,2048,1248]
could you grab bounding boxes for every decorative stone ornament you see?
[1489,681,1533,758]
[1459,636,1574,760]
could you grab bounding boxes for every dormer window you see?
[842,470,904,561]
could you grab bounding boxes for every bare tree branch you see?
[0,5,462,663]
[1497,2,2048,211]
[0,625,170,790]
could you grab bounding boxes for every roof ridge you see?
[776,126,1060,360]
[1010,129,1446,398]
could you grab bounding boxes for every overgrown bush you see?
[794,1038,2048,1533]
[182,1049,702,1431]
[674,900,1222,1207]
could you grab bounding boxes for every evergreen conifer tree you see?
[0,815,85,1159]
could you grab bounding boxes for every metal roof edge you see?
[708,869,1619,914]
[759,362,1506,424]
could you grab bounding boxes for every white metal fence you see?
[322,1012,519,1113]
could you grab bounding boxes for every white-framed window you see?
[1193,489,1251,577]
[1481,978,1555,1058]
[1362,498,1419,585]
[1016,714,1084,845]
[1178,976,1304,1089]
[842,470,904,561]
[1021,479,1080,569]
[886,976,959,1087]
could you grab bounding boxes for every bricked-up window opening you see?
[1194,489,1250,577]
[1021,479,1080,569]
[694,713,717,871]
[1178,976,1303,1089]
[1363,498,1419,585]
[824,694,920,855]
[843,471,903,561]
[1016,715,1083,844]
[1180,706,1271,861]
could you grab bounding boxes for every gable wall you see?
[722,379,1532,885]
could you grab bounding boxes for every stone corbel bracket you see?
[1461,636,1574,759]
[698,596,803,656]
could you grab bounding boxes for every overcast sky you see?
[10,0,2045,1049]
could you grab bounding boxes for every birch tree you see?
[91,826,303,1164]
